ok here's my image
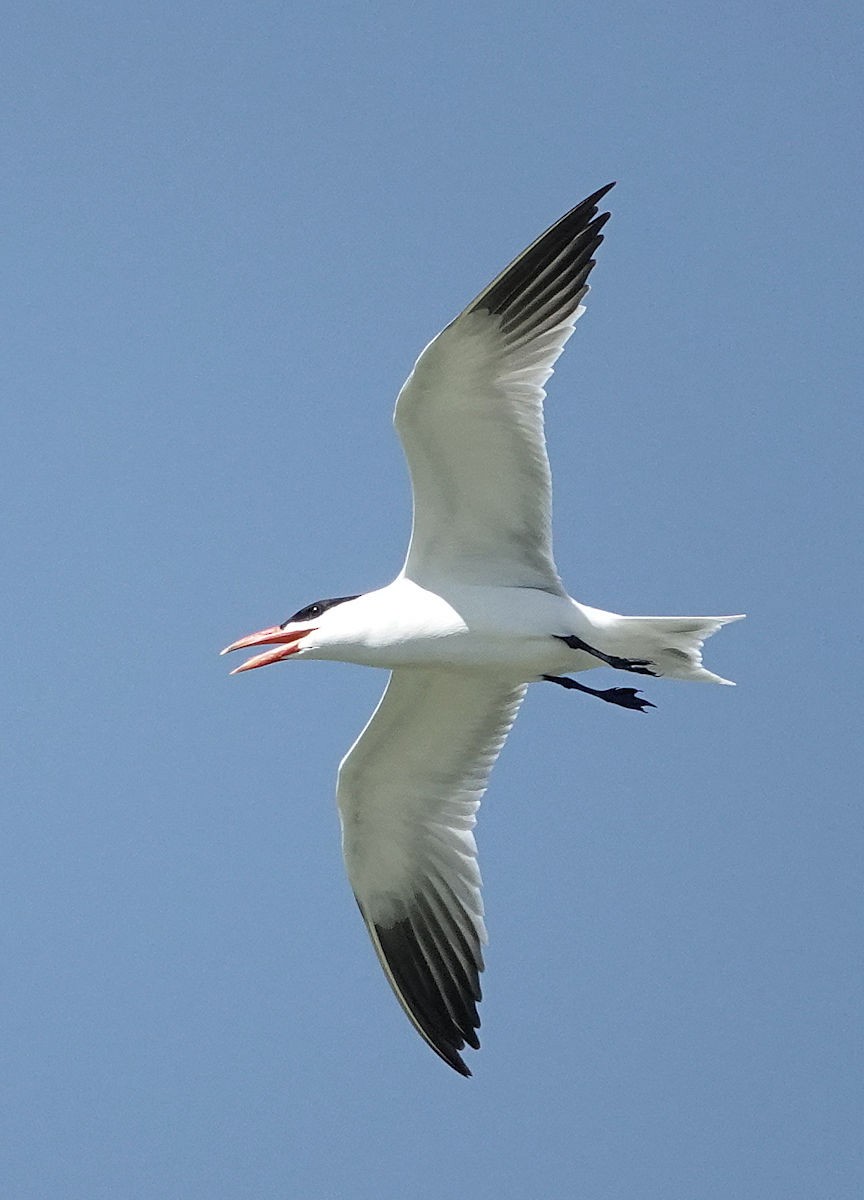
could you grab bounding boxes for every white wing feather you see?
[395,184,614,593]
[337,668,526,1076]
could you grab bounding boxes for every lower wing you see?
[337,667,527,1074]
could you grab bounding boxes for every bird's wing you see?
[337,667,527,1076]
[394,183,614,593]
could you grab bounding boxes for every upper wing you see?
[337,668,527,1076]
[394,183,614,593]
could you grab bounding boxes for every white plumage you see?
[222,184,743,1075]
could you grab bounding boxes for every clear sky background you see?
[2,3,861,1197]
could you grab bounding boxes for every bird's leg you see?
[542,674,655,712]
[554,634,658,676]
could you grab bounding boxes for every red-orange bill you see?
[221,625,315,673]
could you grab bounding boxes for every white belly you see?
[303,578,603,677]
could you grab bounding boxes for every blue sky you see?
[2,2,862,1196]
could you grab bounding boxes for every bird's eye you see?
[281,595,360,628]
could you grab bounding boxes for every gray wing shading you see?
[337,668,528,1075]
[395,183,614,592]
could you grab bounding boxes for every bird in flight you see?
[222,183,743,1076]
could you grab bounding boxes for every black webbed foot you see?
[554,634,658,677]
[542,675,655,712]
[605,656,657,677]
[596,686,656,712]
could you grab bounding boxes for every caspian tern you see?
[222,183,743,1076]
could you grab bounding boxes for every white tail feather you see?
[601,613,745,685]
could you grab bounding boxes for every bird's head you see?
[220,595,360,674]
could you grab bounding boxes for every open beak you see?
[220,625,315,674]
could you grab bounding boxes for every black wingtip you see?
[464,182,619,338]
[574,181,616,218]
[436,1039,473,1077]
[372,911,482,1077]
[588,180,616,205]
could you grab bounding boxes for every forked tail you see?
[603,613,745,684]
